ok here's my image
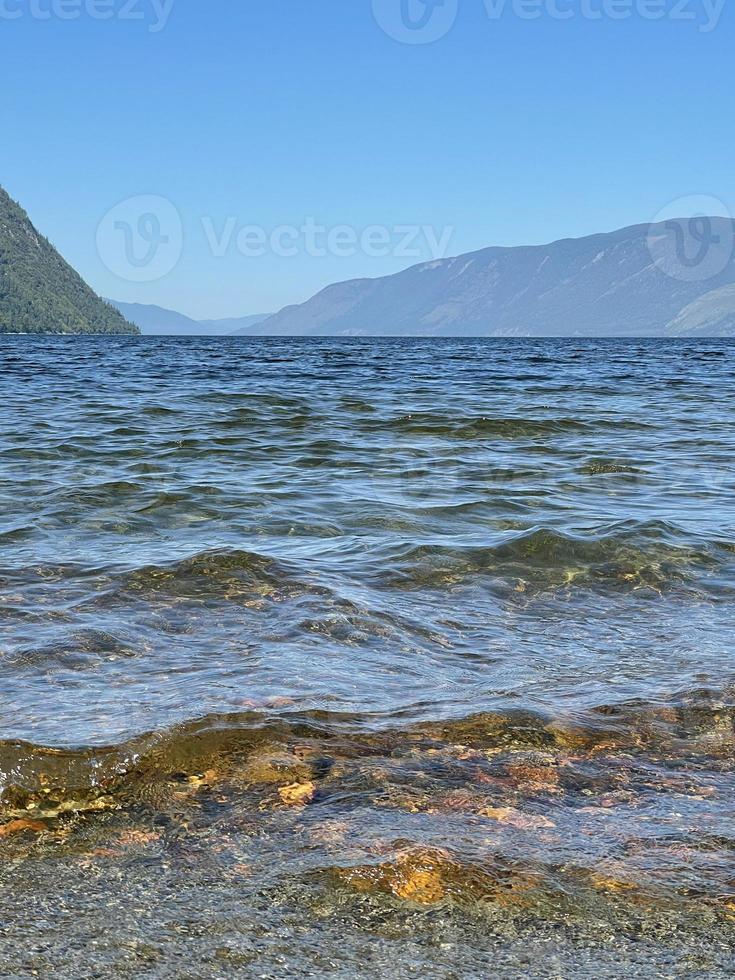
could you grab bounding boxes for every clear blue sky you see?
[1,0,732,319]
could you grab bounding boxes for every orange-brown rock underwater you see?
[1,697,734,976]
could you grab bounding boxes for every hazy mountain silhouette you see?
[259,220,735,337]
[200,314,271,335]
[109,301,270,336]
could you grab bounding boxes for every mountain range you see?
[3,178,735,338]
[113,219,735,338]
[258,219,735,337]
[0,185,136,335]
[108,301,270,336]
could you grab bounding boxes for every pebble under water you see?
[0,336,734,977]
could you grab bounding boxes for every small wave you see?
[367,413,654,439]
[6,629,139,672]
[374,522,730,593]
[369,414,592,439]
[106,547,331,603]
[0,525,33,544]
[1,686,732,812]
[582,459,642,475]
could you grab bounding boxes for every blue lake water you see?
[1,336,734,976]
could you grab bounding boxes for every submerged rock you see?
[0,818,46,837]
[479,806,556,830]
[278,781,316,806]
[335,847,451,906]
[332,846,541,910]
[240,748,312,786]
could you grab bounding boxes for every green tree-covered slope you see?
[0,186,138,335]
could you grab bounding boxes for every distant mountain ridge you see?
[202,314,273,336]
[108,301,203,336]
[108,301,270,336]
[0,185,137,335]
[7,193,735,339]
[258,219,735,337]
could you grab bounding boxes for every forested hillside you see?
[0,186,137,335]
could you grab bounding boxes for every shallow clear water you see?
[1,337,734,976]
